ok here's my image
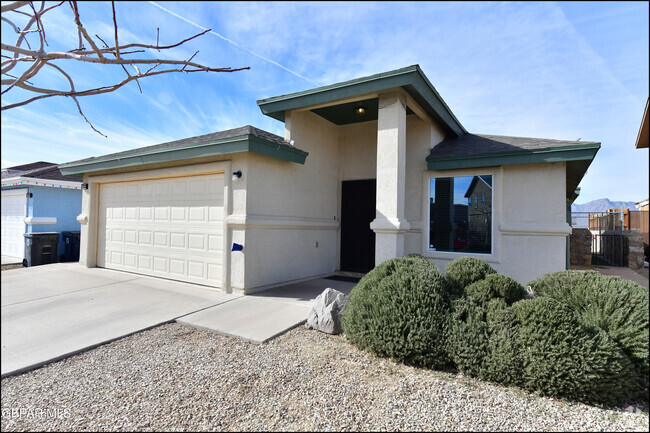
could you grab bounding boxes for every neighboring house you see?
[59,65,600,292]
[1,162,83,261]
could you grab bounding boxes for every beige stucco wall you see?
[498,162,570,283]
[239,111,340,292]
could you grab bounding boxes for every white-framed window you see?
[428,174,493,254]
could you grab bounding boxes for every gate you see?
[591,233,628,266]
[571,210,637,268]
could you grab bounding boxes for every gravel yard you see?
[1,323,648,432]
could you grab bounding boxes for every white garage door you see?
[1,189,27,259]
[97,174,224,288]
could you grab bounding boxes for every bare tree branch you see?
[111,1,120,60]
[1,1,250,136]
[1,2,31,13]
[69,1,105,60]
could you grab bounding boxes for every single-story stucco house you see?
[1,162,82,262]
[58,65,600,293]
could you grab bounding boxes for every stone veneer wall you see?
[570,228,592,267]
[624,230,645,269]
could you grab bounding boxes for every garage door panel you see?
[124,253,137,267]
[153,232,168,246]
[171,207,186,221]
[208,234,223,252]
[125,207,138,220]
[97,174,224,288]
[138,254,151,269]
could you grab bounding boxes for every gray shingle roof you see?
[63,125,289,166]
[2,162,80,182]
[3,161,56,172]
[428,133,599,159]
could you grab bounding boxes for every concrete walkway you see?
[589,265,649,287]
[178,277,356,343]
[1,264,356,377]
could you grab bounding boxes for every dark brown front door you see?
[340,179,376,272]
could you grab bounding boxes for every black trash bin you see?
[23,232,60,267]
[61,231,81,262]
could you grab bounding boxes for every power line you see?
[148,1,319,86]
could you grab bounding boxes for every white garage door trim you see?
[97,173,225,288]
[1,188,28,259]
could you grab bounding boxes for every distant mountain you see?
[572,198,639,213]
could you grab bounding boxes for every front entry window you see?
[429,175,492,254]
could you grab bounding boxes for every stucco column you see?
[370,91,410,265]
[77,178,97,268]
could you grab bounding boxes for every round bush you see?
[465,273,528,305]
[445,257,496,295]
[341,255,452,369]
[529,270,649,400]
[448,297,489,377]
[481,299,523,386]
[511,297,637,406]
[449,297,523,385]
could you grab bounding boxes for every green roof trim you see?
[59,133,308,176]
[257,65,467,137]
[426,143,600,170]
[427,142,600,201]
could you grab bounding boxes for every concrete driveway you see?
[1,263,240,377]
[1,264,357,377]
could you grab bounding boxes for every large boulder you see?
[306,288,349,334]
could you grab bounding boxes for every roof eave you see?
[426,143,600,201]
[1,176,82,189]
[426,143,600,170]
[257,65,466,137]
[59,135,309,176]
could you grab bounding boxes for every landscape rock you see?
[305,288,348,334]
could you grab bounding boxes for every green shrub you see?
[448,297,489,377]
[481,299,523,386]
[529,270,649,400]
[445,257,496,295]
[465,274,528,305]
[449,297,523,386]
[341,255,452,369]
[511,297,637,405]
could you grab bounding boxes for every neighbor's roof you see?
[59,125,309,176]
[427,133,601,201]
[257,65,467,137]
[2,161,56,173]
[1,161,81,182]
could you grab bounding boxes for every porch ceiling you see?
[310,97,415,125]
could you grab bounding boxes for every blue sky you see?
[1,1,648,204]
